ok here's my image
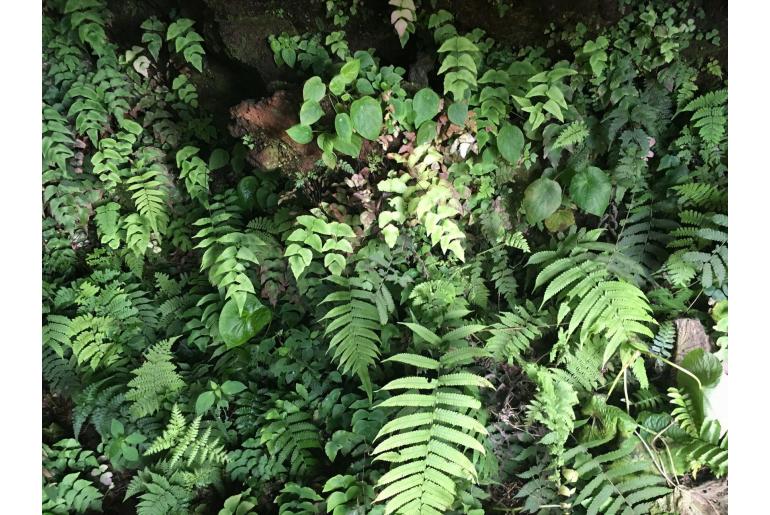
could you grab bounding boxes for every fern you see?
[145,404,227,471]
[566,438,670,514]
[372,325,492,514]
[43,472,103,514]
[530,251,656,363]
[167,18,205,72]
[176,146,211,206]
[486,302,547,364]
[667,387,699,437]
[681,89,727,146]
[319,275,383,399]
[680,418,728,478]
[125,470,192,515]
[126,149,170,235]
[524,365,579,460]
[126,337,184,418]
[649,321,675,361]
[552,120,589,150]
[260,399,322,477]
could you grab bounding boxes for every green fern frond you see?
[486,302,548,364]
[552,120,589,150]
[569,438,670,515]
[319,276,382,399]
[681,418,728,478]
[667,387,699,437]
[126,337,184,418]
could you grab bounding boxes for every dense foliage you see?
[42,0,727,513]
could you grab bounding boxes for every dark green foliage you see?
[42,0,727,513]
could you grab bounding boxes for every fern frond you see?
[486,303,547,364]
[319,276,382,399]
[126,337,184,418]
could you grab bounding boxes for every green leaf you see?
[221,380,247,396]
[339,59,361,83]
[350,96,383,140]
[236,176,258,209]
[569,166,611,216]
[300,100,323,126]
[121,444,139,462]
[401,322,442,345]
[523,178,562,223]
[413,88,441,127]
[448,101,468,126]
[218,294,271,349]
[334,113,352,141]
[497,122,524,165]
[286,124,313,144]
[281,47,296,67]
[195,391,216,415]
[110,419,124,437]
[208,148,229,170]
[303,76,326,102]
[382,224,399,248]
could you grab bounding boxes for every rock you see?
[229,91,320,173]
[667,479,728,514]
[201,0,308,88]
[674,319,713,364]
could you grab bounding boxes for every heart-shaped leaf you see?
[523,178,562,223]
[350,96,383,140]
[218,294,271,349]
[303,76,326,102]
[300,100,323,126]
[569,166,611,216]
[286,124,313,144]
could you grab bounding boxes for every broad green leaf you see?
[497,122,524,165]
[413,88,441,127]
[286,124,313,144]
[523,178,562,223]
[208,148,229,170]
[218,295,271,349]
[300,100,323,125]
[195,391,216,414]
[382,224,399,248]
[339,58,361,83]
[350,96,383,140]
[448,101,468,126]
[569,166,611,216]
[303,76,326,102]
[221,380,247,395]
[544,208,575,233]
[334,113,352,141]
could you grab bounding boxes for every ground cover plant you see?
[42,0,727,512]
